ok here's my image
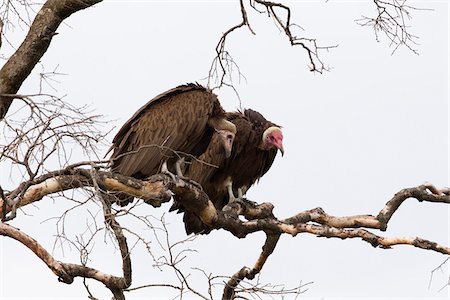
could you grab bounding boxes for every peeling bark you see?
[1,165,449,298]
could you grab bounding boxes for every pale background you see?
[0,1,449,299]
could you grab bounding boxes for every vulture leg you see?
[161,161,177,182]
[237,188,244,199]
[226,179,239,202]
[174,157,203,190]
[175,157,185,177]
[237,186,248,199]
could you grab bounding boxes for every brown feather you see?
[178,109,282,234]
[210,110,280,208]
[174,132,230,234]
[108,83,231,206]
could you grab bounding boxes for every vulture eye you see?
[227,134,233,140]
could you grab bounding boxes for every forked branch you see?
[0,222,129,299]
[356,0,428,54]
[1,165,449,298]
[209,0,336,88]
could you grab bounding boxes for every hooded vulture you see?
[178,108,284,234]
[108,83,236,206]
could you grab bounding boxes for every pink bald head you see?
[262,127,284,156]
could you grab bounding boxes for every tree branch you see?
[0,167,173,220]
[1,165,449,297]
[356,0,427,54]
[0,222,128,298]
[223,233,280,300]
[208,0,337,88]
[0,0,102,120]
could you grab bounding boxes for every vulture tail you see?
[183,211,212,235]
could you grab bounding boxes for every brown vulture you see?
[176,108,284,234]
[107,83,236,206]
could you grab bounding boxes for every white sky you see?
[1,1,449,299]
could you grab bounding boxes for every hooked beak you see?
[273,139,284,157]
[279,145,284,157]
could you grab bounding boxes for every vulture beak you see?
[264,126,284,156]
[279,145,285,157]
[274,140,284,156]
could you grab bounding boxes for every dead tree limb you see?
[209,0,337,88]
[0,167,173,220]
[0,222,129,299]
[223,233,280,300]
[1,164,449,298]
[0,0,102,120]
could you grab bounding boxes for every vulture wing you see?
[221,110,279,195]
[178,109,283,235]
[108,83,235,206]
[171,132,230,234]
[109,83,225,179]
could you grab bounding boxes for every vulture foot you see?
[174,158,203,190]
[227,182,245,203]
[184,178,203,190]
[175,157,185,177]
[161,161,178,182]
[162,160,203,190]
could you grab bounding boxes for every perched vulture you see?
[170,130,234,234]
[179,108,284,234]
[108,83,236,206]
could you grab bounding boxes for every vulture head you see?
[209,117,236,158]
[262,126,284,156]
[216,129,235,158]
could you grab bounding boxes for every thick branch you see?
[2,170,448,250]
[223,233,280,300]
[91,169,132,291]
[0,0,102,120]
[1,168,449,298]
[377,183,450,230]
[0,223,127,296]
[0,169,172,218]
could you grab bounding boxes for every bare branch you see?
[0,17,4,49]
[208,0,336,89]
[223,233,280,299]
[356,0,429,54]
[0,222,128,298]
[2,168,449,252]
[208,0,252,88]
[1,161,448,297]
[90,168,132,289]
[253,0,336,73]
[429,257,450,291]
[0,0,102,120]
[0,168,173,220]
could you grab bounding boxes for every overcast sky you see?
[1,1,449,299]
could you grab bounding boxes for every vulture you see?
[107,83,236,206]
[177,108,284,234]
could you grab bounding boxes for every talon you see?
[184,178,203,190]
